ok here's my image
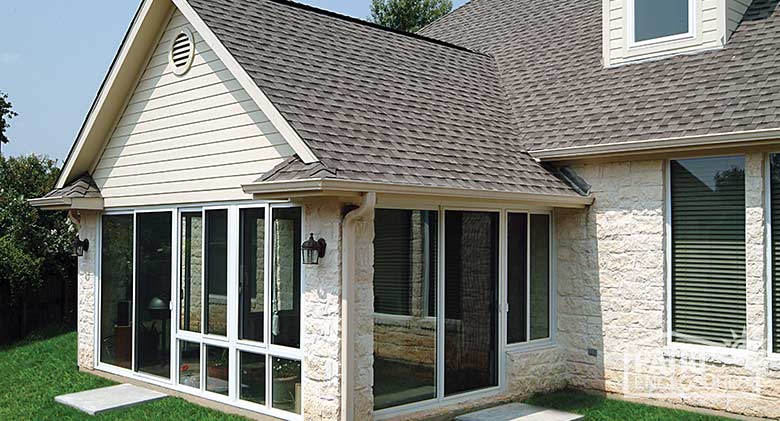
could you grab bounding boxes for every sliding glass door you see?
[443,210,499,396]
[135,212,173,378]
[99,214,134,369]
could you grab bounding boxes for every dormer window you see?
[628,0,695,47]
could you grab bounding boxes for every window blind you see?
[671,157,746,348]
[770,155,780,352]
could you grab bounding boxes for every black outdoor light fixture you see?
[72,237,90,257]
[302,233,327,265]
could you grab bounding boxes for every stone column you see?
[353,207,375,420]
[745,152,766,353]
[77,211,99,370]
[301,198,343,420]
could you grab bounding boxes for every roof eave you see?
[531,127,780,161]
[242,178,594,208]
[28,196,105,211]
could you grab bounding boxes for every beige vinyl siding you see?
[92,10,293,208]
[726,0,751,38]
[605,0,724,67]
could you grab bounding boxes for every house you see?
[29,0,780,419]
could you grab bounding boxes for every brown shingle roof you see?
[420,0,780,152]
[188,0,583,197]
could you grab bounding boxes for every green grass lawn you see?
[1,326,739,420]
[525,390,737,421]
[0,325,247,420]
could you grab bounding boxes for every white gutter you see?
[244,179,593,208]
[341,192,376,421]
[530,127,780,160]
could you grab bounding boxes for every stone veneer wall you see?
[76,211,99,370]
[556,153,780,419]
[301,198,344,420]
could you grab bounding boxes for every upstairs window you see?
[629,0,695,46]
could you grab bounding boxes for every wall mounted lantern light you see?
[72,237,89,257]
[302,234,327,265]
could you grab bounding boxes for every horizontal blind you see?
[771,155,780,352]
[671,157,746,348]
[373,209,412,315]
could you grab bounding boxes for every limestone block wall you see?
[301,198,344,420]
[353,204,376,420]
[77,211,99,370]
[556,154,780,418]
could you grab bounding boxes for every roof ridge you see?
[267,0,490,56]
[417,0,475,34]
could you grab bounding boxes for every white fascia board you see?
[56,0,156,189]
[171,0,319,164]
[28,196,104,211]
[242,178,594,208]
[531,127,780,161]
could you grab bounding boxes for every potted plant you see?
[273,359,301,412]
[208,349,229,381]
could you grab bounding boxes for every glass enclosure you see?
[180,212,202,333]
[100,214,134,369]
[205,209,228,337]
[240,208,266,343]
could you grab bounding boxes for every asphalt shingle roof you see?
[44,174,101,199]
[187,0,582,197]
[420,0,780,152]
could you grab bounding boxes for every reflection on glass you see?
[135,212,172,379]
[271,208,301,348]
[444,210,498,396]
[206,345,229,395]
[507,213,528,344]
[272,357,301,414]
[205,210,228,336]
[530,214,550,340]
[179,341,201,388]
[180,212,202,333]
[100,214,134,369]
[239,351,266,405]
[373,209,437,410]
[634,0,689,42]
[240,208,266,342]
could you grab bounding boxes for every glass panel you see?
[135,212,172,378]
[205,210,228,336]
[100,214,134,369]
[530,214,550,340]
[271,207,302,348]
[206,345,229,395]
[272,357,301,414]
[671,156,745,347]
[634,0,689,42]
[444,210,499,396]
[373,209,438,410]
[240,208,266,342]
[239,351,266,405]
[180,212,202,333]
[507,213,528,344]
[179,341,201,388]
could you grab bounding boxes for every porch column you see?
[76,210,99,370]
[301,198,344,420]
[353,207,375,419]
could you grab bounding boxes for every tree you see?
[0,155,74,325]
[369,0,452,33]
[0,91,18,156]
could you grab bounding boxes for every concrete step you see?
[455,403,584,421]
[55,383,167,415]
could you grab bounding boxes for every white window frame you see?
[627,0,697,49]
[94,200,305,421]
[664,156,750,354]
[505,211,555,352]
[373,204,558,420]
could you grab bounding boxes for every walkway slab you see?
[456,403,584,421]
[55,383,167,415]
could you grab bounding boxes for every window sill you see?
[506,339,556,354]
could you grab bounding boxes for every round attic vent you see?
[169,28,195,76]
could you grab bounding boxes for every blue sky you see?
[0,0,466,161]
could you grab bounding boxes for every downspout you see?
[341,192,376,421]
